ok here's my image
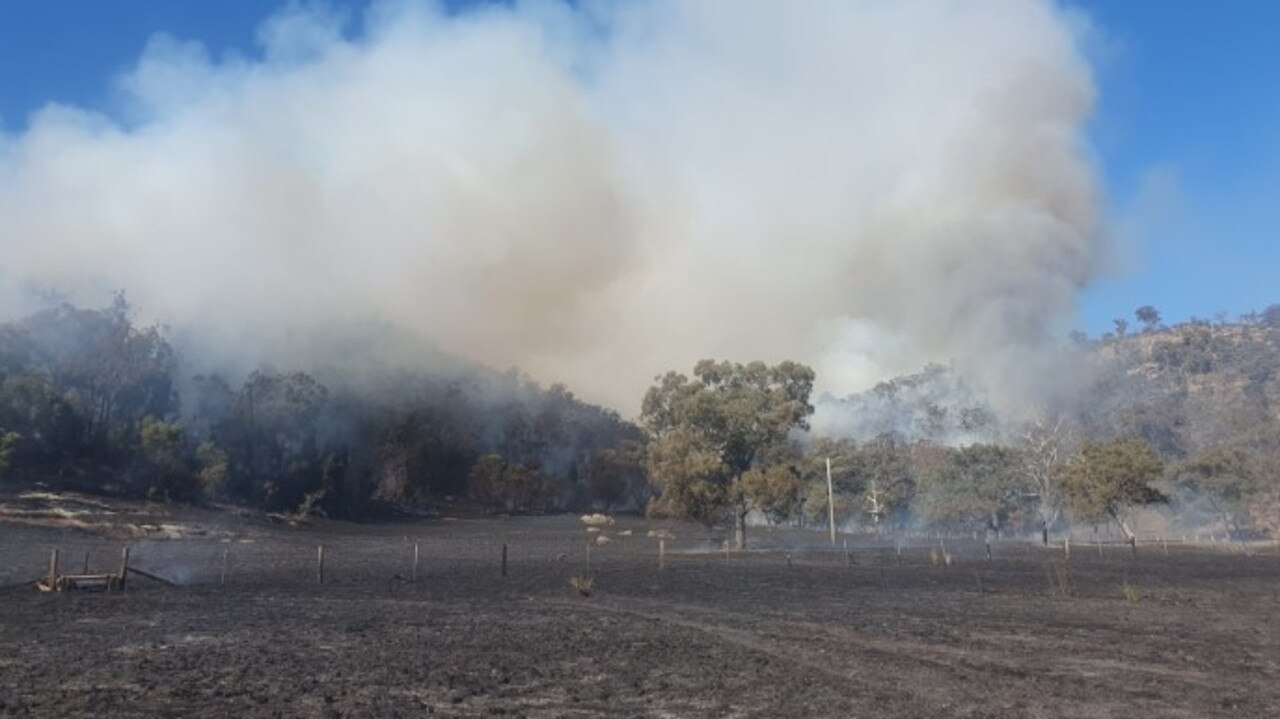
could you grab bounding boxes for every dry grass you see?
[568,575,595,597]
[1046,564,1074,598]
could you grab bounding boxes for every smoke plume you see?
[0,0,1101,415]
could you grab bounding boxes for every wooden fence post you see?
[317,545,325,584]
[48,548,59,587]
[118,546,130,590]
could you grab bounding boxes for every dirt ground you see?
[1,497,1278,718]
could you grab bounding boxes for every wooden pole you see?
[1064,536,1071,561]
[317,545,325,584]
[48,548,59,586]
[843,538,850,567]
[501,543,508,577]
[413,542,419,583]
[826,457,836,546]
[658,539,666,570]
[118,546,130,590]
[221,547,228,586]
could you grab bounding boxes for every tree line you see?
[0,297,646,516]
[2,298,1278,541]
[642,358,1280,549]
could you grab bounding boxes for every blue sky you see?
[0,0,1276,336]
[1071,0,1280,331]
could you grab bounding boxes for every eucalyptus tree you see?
[642,359,814,549]
[1060,438,1166,546]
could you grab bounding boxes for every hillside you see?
[815,307,1280,461]
[0,299,647,517]
[1080,310,1280,459]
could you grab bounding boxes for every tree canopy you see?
[917,443,1023,534]
[1060,438,1166,542]
[0,430,16,478]
[642,359,814,549]
[1173,446,1259,540]
[0,299,646,516]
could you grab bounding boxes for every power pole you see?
[826,457,836,545]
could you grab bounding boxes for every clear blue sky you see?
[1071,0,1280,332]
[1,0,1276,336]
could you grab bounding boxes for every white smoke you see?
[0,0,1101,415]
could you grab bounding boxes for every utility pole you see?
[826,457,836,545]
[867,480,884,538]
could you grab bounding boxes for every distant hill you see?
[1078,310,1280,459]
[813,363,1002,445]
[814,305,1280,462]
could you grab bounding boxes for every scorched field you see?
[1,495,1277,718]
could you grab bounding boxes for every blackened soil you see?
[2,515,1278,718]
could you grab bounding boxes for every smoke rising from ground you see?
[0,0,1101,415]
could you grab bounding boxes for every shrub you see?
[1120,582,1142,603]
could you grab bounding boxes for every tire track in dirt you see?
[545,594,1235,718]
[543,596,983,715]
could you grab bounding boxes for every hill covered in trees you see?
[817,305,1280,458]
[0,296,646,517]
[802,305,1280,540]
[3,297,1278,541]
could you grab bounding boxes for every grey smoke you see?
[0,0,1102,415]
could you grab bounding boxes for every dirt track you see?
[2,509,1278,717]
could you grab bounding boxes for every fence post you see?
[48,548,59,587]
[118,546,130,590]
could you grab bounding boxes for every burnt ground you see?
[1,502,1278,718]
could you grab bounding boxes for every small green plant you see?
[1120,582,1142,603]
[569,575,595,597]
